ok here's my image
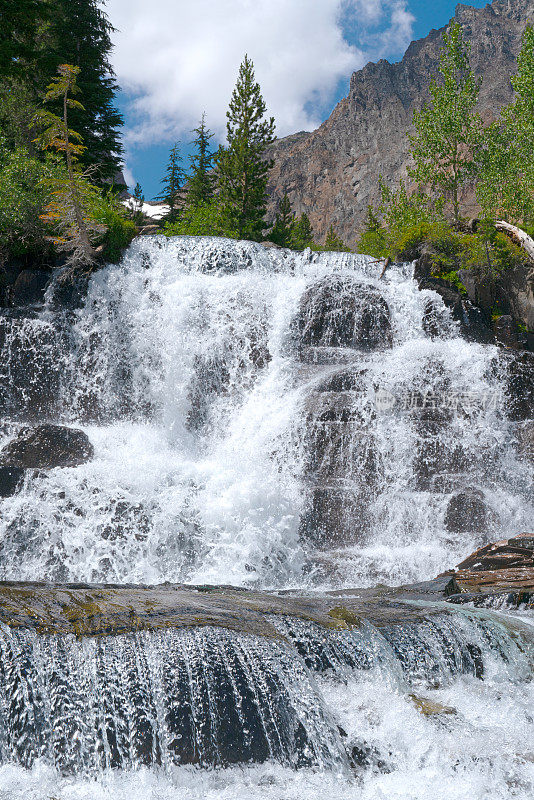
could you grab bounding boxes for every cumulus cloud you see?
[105,0,414,148]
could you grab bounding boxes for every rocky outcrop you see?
[444,532,534,606]
[0,424,94,469]
[266,0,534,245]
[294,276,392,352]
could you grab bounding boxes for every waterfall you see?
[0,236,532,797]
[0,236,531,587]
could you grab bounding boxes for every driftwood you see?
[495,221,534,262]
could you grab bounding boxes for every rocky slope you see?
[267,0,534,245]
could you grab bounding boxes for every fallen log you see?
[495,221,534,262]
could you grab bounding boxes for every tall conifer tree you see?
[270,193,294,247]
[186,113,215,208]
[38,0,124,181]
[159,142,185,223]
[217,55,275,240]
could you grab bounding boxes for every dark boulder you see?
[11,270,50,306]
[0,466,25,498]
[516,421,534,464]
[0,312,67,420]
[493,314,522,349]
[47,272,91,312]
[415,256,495,344]
[500,351,534,421]
[444,488,491,534]
[0,424,94,469]
[295,276,392,352]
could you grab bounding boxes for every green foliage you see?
[0,0,44,78]
[1,0,123,181]
[0,139,59,260]
[186,115,215,209]
[289,213,314,250]
[158,142,184,223]
[36,0,124,182]
[0,79,39,151]
[357,181,445,259]
[131,182,145,226]
[33,64,102,266]
[164,200,238,239]
[89,192,136,263]
[409,22,482,222]
[322,224,351,252]
[217,55,276,240]
[476,25,534,224]
[269,194,294,246]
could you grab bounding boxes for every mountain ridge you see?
[266,0,534,245]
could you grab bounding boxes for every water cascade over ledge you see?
[0,236,532,798]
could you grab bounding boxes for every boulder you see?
[415,256,495,344]
[10,270,50,306]
[295,276,392,352]
[0,465,24,498]
[493,314,522,349]
[444,488,491,534]
[501,351,534,421]
[516,421,534,464]
[0,424,94,469]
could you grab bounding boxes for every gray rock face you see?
[0,424,94,469]
[267,0,534,245]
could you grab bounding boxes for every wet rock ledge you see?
[0,580,458,639]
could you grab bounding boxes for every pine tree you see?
[217,55,276,240]
[408,22,482,223]
[290,213,314,250]
[186,114,215,208]
[0,0,45,78]
[33,64,104,266]
[324,224,351,252]
[269,193,294,246]
[158,142,185,223]
[132,182,145,226]
[37,0,124,182]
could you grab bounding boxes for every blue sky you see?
[107,0,489,199]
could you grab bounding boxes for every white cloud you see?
[105,0,414,148]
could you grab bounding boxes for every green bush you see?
[89,191,136,263]
[164,200,238,239]
[0,140,61,261]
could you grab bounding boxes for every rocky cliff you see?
[267,0,534,245]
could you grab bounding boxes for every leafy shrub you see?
[89,191,136,263]
[0,140,61,261]
[164,200,238,239]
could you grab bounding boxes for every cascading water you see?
[0,235,532,798]
[0,236,531,587]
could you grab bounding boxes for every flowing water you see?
[0,236,532,797]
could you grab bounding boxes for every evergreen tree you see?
[408,22,482,223]
[0,0,45,78]
[33,64,104,266]
[269,193,294,246]
[290,213,314,250]
[324,224,351,252]
[132,182,145,225]
[37,0,124,182]
[159,142,185,223]
[186,114,215,208]
[217,55,276,240]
